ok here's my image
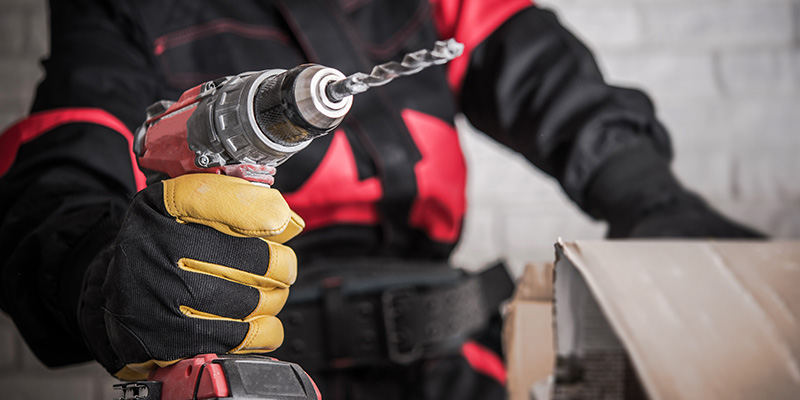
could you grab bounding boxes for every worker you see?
[0,0,762,399]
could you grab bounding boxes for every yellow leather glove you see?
[78,174,304,380]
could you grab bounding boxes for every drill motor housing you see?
[133,65,352,186]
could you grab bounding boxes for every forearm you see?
[0,0,162,366]
[0,123,135,366]
[460,6,672,209]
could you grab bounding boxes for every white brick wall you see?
[643,2,794,48]
[718,49,798,95]
[0,0,44,131]
[1,0,799,397]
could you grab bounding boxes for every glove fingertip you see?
[291,210,306,230]
[230,315,284,354]
[267,211,305,243]
[262,241,298,285]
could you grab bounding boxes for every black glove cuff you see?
[585,140,683,235]
[23,204,126,367]
[585,140,766,239]
[69,206,127,372]
[64,207,125,332]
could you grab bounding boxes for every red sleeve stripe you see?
[0,108,147,191]
[153,18,292,56]
[461,339,507,385]
[430,0,534,93]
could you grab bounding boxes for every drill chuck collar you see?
[186,64,352,170]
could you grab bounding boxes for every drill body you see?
[134,65,352,186]
[133,38,463,186]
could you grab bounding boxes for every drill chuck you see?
[182,65,353,171]
[253,65,352,147]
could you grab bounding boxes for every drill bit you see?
[325,38,465,102]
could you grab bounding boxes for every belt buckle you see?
[381,287,424,364]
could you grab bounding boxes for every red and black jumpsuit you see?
[0,0,671,398]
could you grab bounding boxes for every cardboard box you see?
[503,261,556,400]
[505,240,800,400]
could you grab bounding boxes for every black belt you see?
[271,261,514,371]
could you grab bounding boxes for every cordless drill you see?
[133,64,352,187]
[122,40,463,400]
[133,39,463,188]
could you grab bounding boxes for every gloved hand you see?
[78,174,304,380]
[586,141,764,239]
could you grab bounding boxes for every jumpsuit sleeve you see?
[0,0,157,367]
[432,0,673,212]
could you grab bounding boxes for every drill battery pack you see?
[113,354,320,400]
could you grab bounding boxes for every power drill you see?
[119,40,463,400]
[133,39,464,187]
